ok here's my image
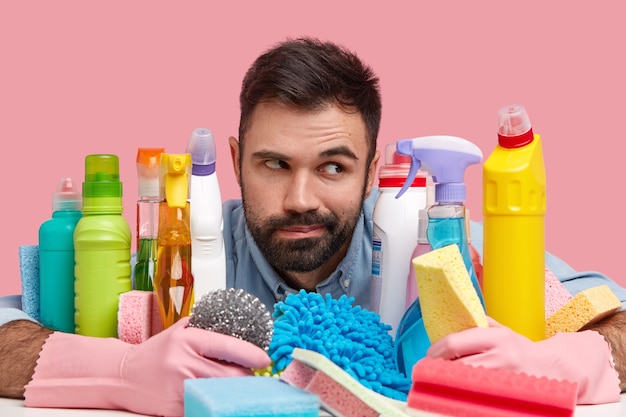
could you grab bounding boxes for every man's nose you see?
[283,170,321,213]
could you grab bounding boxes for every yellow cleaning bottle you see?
[154,153,195,329]
[482,104,546,341]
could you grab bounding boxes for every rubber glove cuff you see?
[24,317,271,417]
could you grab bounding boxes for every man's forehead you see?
[246,102,367,145]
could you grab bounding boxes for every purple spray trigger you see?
[395,138,422,199]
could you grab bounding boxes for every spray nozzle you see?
[186,128,216,176]
[160,153,191,208]
[395,135,482,200]
[137,148,165,197]
[497,104,534,148]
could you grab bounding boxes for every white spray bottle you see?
[186,128,226,299]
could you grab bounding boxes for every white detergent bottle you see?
[371,144,428,334]
[186,128,226,299]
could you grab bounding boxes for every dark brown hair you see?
[238,37,381,165]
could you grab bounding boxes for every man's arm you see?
[582,310,626,392]
[0,320,52,399]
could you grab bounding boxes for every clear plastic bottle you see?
[154,153,194,329]
[483,104,546,341]
[134,148,164,291]
[185,128,226,299]
[74,154,132,337]
[38,177,82,333]
[370,145,428,334]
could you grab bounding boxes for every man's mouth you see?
[276,225,325,239]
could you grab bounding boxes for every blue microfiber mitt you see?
[269,290,411,401]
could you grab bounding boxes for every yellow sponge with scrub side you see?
[545,284,621,338]
[413,244,488,344]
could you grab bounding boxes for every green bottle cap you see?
[82,154,124,213]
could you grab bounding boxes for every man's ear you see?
[365,149,380,198]
[229,136,242,186]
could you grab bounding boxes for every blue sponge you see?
[18,245,40,321]
[184,376,319,417]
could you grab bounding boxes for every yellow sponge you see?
[413,244,488,343]
[545,284,621,338]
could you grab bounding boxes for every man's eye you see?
[265,159,287,169]
[321,163,344,175]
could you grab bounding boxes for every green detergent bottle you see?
[74,154,132,337]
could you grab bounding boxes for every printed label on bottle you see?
[372,237,382,276]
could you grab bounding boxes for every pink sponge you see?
[281,348,411,417]
[118,290,155,344]
[409,357,578,417]
[282,359,378,417]
[545,266,573,318]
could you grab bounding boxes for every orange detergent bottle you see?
[482,104,546,341]
[154,153,195,329]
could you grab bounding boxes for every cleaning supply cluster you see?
[25,127,226,337]
[17,104,625,416]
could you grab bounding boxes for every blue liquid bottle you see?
[394,135,485,374]
[38,177,82,332]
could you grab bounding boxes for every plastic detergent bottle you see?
[154,153,194,329]
[483,104,546,341]
[396,135,485,309]
[74,154,132,337]
[185,128,226,299]
[371,144,428,334]
[405,209,431,309]
[38,177,82,333]
[134,147,164,291]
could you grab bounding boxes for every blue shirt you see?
[2,189,625,326]
[223,190,378,313]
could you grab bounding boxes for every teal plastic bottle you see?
[74,154,132,337]
[38,177,82,333]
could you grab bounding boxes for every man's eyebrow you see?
[251,146,359,161]
[319,146,359,161]
[251,150,289,160]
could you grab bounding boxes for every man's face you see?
[230,101,378,276]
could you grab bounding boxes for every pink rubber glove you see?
[427,317,621,404]
[24,316,271,417]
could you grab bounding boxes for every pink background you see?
[1,2,625,295]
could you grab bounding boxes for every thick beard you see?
[243,190,366,274]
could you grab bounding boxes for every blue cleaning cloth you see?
[269,290,411,401]
[18,245,40,321]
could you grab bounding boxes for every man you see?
[0,37,625,416]
[223,36,380,312]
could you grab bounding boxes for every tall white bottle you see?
[371,144,428,334]
[185,128,226,299]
